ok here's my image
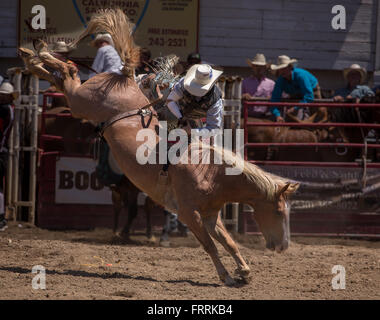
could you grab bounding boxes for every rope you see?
[288,172,380,190]
[291,181,380,210]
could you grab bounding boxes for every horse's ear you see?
[277,183,291,198]
[277,182,300,197]
[288,182,300,193]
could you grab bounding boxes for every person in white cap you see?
[270,55,321,122]
[0,79,16,231]
[89,33,123,78]
[333,64,374,102]
[166,64,224,133]
[242,53,275,118]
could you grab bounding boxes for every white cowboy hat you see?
[52,41,73,53]
[246,53,268,67]
[0,81,18,99]
[270,55,298,71]
[91,33,115,47]
[184,64,223,97]
[343,64,367,84]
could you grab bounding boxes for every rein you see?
[98,98,161,138]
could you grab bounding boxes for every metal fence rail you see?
[242,100,380,237]
[6,69,39,224]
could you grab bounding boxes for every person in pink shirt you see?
[242,53,275,118]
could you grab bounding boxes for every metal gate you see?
[6,69,39,224]
[242,100,380,238]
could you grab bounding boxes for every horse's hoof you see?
[147,235,157,243]
[234,268,251,284]
[223,276,236,287]
[159,240,171,247]
[235,267,250,276]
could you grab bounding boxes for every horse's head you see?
[252,182,299,253]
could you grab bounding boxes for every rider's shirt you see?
[167,78,223,130]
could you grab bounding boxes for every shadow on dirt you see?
[0,266,221,288]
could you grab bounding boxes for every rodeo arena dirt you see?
[0,1,380,307]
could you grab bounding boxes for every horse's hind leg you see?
[34,40,80,90]
[203,214,251,283]
[177,208,236,286]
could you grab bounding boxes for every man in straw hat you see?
[52,41,73,59]
[242,53,275,118]
[333,64,374,102]
[270,55,321,122]
[166,63,224,133]
[89,33,122,78]
[0,78,16,231]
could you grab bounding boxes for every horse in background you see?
[243,104,364,163]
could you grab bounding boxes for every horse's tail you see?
[69,8,140,78]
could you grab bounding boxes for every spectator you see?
[334,64,374,102]
[135,47,154,76]
[186,52,202,70]
[52,41,72,61]
[270,55,321,122]
[89,33,123,78]
[242,53,275,118]
[373,85,380,103]
[0,79,16,231]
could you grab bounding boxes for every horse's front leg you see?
[177,208,236,286]
[203,213,251,283]
[111,187,122,235]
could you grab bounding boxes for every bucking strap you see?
[98,98,161,138]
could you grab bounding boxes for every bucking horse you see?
[19,8,299,286]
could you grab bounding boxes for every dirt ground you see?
[0,222,379,300]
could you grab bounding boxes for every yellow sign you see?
[19,0,199,60]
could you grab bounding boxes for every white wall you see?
[199,0,378,71]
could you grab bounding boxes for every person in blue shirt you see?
[270,55,321,122]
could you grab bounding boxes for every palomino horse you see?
[22,9,299,285]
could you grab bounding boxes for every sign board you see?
[55,157,112,204]
[19,0,199,60]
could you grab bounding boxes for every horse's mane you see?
[191,142,292,201]
[69,8,140,78]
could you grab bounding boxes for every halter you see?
[98,98,161,138]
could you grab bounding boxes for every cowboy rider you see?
[166,64,224,134]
